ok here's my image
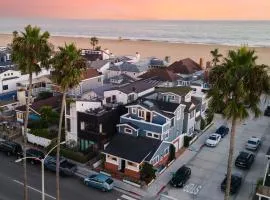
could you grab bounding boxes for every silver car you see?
[245,136,261,151]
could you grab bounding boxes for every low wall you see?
[27,132,52,147]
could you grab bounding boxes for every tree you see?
[210,48,223,67]
[51,43,86,200]
[39,106,59,125]
[207,46,270,200]
[140,162,156,183]
[11,25,52,200]
[168,144,176,162]
[90,37,99,50]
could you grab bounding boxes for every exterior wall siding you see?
[118,125,138,136]
[150,142,170,166]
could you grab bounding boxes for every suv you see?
[221,173,242,194]
[0,140,23,157]
[26,148,45,165]
[215,125,229,138]
[170,165,191,187]
[264,106,270,117]
[246,136,261,151]
[84,173,114,192]
[235,151,255,169]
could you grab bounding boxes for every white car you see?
[246,136,261,151]
[205,133,221,147]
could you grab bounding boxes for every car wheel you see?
[101,187,106,192]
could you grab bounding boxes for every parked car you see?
[84,173,114,191]
[26,148,45,165]
[205,133,221,147]
[0,140,23,157]
[170,165,191,187]
[245,136,261,151]
[221,173,242,194]
[264,106,270,117]
[235,151,255,169]
[44,156,77,176]
[215,125,229,138]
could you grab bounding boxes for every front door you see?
[146,112,151,122]
[120,159,126,173]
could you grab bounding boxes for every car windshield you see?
[248,140,257,145]
[105,178,113,185]
[209,136,217,140]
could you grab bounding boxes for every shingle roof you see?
[151,100,180,113]
[155,87,192,96]
[16,95,62,113]
[118,79,160,94]
[87,60,111,69]
[104,74,136,85]
[82,68,101,80]
[168,58,202,74]
[138,68,179,82]
[149,58,165,66]
[103,133,162,163]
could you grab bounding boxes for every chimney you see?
[135,52,140,61]
[199,58,204,69]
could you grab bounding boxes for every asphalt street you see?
[0,153,138,200]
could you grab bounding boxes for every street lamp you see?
[15,141,67,200]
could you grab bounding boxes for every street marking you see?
[183,183,202,195]
[13,180,56,199]
[121,194,138,200]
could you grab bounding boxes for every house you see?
[81,49,110,61]
[103,96,185,179]
[148,58,168,69]
[103,79,160,105]
[80,84,114,101]
[256,147,270,200]
[68,68,104,96]
[104,74,136,85]
[15,94,62,124]
[0,48,13,68]
[138,68,179,87]
[168,58,203,76]
[65,100,127,151]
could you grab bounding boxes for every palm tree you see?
[51,43,86,200]
[208,47,270,200]
[11,25,52,200]
[90,37,99,50]
[210,48,223,66]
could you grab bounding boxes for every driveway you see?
[165,114,270,200]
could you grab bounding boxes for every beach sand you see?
[0,34,269,65]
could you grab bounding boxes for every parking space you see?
[166,114,270,200]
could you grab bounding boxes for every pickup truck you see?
[44,156,77,176]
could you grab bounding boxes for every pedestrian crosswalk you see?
[117,194,139,200]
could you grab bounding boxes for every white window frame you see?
[80,121,85,130]
[138,109,145,118]
[147,132,160,139]
[147,132,153,137]
[124,128,132,134]
[131,108,137,114]
[152,155,160,165]
[168,95,175,101]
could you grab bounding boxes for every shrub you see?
[206,112,214,125]
[200,118,206,130]
[184,136,192,147]
[140,162,156,184]
[256,178,263,190]
[37,91,53,100]
[30,128,56,140]
[168,144,176,162]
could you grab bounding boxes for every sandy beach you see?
[0,34,269,65]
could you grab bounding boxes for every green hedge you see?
[30,128,56,140]
[184,136,192,147]
[200,118,206,130]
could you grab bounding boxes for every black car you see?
[264,106,270,117]
[221,173,242,194]
[235,151,255,169]
[26,148,45,165]
[0,140,23,157]
[170,165,191,187]
[215,125,229,138]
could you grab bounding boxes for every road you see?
[0,153,138,200]
[165,112,270,200]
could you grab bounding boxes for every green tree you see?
[51,43,86,200]
[207,46,270,200]
[210,48,223,67]
[39,105,59,125]
[90,37,99,50]
[140,162,156,183]
[11,25,52,200]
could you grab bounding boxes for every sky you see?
[0,0,269,20]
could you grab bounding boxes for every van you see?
[84,173,114,191]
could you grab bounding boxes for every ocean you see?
[0,18,270,47]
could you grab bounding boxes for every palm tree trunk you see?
[23,73,33,200]
[224,118,237,200]
[56,92,66,200]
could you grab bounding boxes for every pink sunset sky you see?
[0,0,269,20]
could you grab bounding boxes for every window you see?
[11,73,13,75]
[190,110,195,119]
[127,161,137,167]
[66,118,71,132]
[164,147,169,155]
[168,95,175,101]
[80,122,85,130]
[124,128,132,134]
[138,110,145,118]
[163,131,169,140]
[2,85,8,90]
[131,108,137,114]
[4,74,6,76]
[147,132,153,137]
[147,132,160,139]
[108,155,117,161]
[171,118,175,127]
[152,156,159,165]
[154,134,159,139]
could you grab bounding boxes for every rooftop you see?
[117,79,160,94]
[103,133,162,163]
[168,58,202,74]
[82,68,102,80]
[155,86,192,96]
[138,68,179,82]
